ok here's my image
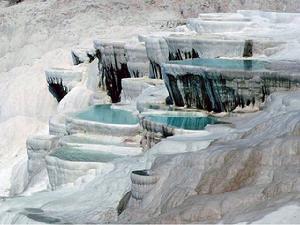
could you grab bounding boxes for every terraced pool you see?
[145,114,218,130]
[50,147,122,162]
[170,58,268,71]
[75,104,139,125]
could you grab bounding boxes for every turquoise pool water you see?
[50,147,121,162]
[145,114,218,130]
[170,58,267,71]
[76,104,139,125]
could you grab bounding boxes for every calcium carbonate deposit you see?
[1,0,300,224]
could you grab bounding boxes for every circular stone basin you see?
[170,58,268,71]
[50,147,122,162]
[75,104,139,125]
[144,114,218,130]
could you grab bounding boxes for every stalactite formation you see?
[168,48,199,61]
[71,49,96,65]
[164,68,300,112]
[46,77,68,102]
[149,61,163,79]
[102,62,131,103]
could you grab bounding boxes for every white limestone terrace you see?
[58,133,141,149]
[139,110,219,150]
[120,77,164,108]
[45,68,82,86]
[45,145,138,190]
[162,58,300,113]
[65,104,140,136]
[141,11,300,81]
[140,110,216,134]
[71,48,96,65]
[125,42,150,78]
[120,90,300,223]
[2,3,300,224]
[45,68,83,102]
[49,113,68,137]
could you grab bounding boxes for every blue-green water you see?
[50,147,121,162]
[170,58,267,71]
[76,104,139,125]
[145,115,218,130]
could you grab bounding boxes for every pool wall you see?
[26,135,60,182]
[46,154,113,190]
[49,114,68,136]
[139,111,212,150]
[162,62,300,112]
[45,68,82,102]
[65,116,140,136]
[121,78,163,104]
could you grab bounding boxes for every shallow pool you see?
[75,104,139,125]
[170,58,267,71]
[50,147,121,162]
[145,114,218,130]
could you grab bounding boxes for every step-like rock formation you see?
[94,40,131,103]
[140,111,215,149]
[125,42,149,78]
[71,48,96,65]
[94,40,152,103]
[65,105,140,136]
[120,78,163,104]
[143,35,279,80]
[163,59,300,112]
[49,114,68,136]
[45,68,82,102]
[119,91,300,224]
[46,147,115,189]
[26,135,59,181]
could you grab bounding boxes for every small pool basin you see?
[144,114,218,130]
[50,147,122,163]
[169,58,268,71]
[75,104,139,125]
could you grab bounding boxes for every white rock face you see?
[57,86,94,113]
[145,36,169,79]
[120,91,300,223]
[46,154,114,190]
[65,116,140,137]
[49,114,68,137]
[3,1,300,224]
[136,83,169,113]
[187,19,253,33]
[166,36,246,58]
[0,117,47,197]
[71,48,96,65]
[26,135,60,180]
[121,78,163,104]
[125,42,150,78]
[45,68,82,92]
